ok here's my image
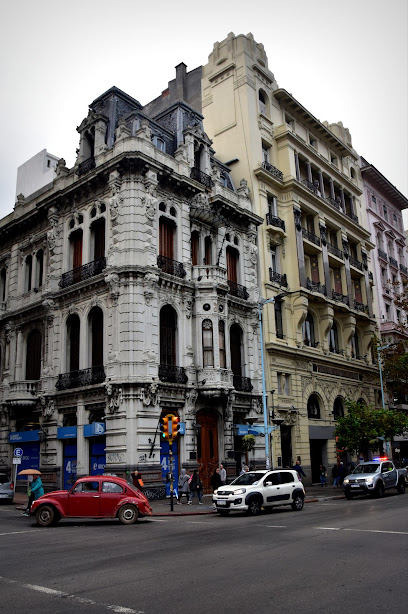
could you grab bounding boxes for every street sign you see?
[14,448,23,457]
[13,457,22,464]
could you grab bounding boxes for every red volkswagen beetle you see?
[30,476,152,526]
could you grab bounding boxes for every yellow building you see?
[201,33,379,482]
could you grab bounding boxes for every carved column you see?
[294,206,306,288]
[318,171,325,198]
[294,151,300,181]
[329,178,335,200]
[306,160,312,183]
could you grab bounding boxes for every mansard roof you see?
[361,162,408,210]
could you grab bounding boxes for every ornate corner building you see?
[200,33,383,482]
[0,84,264,495]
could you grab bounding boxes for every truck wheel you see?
[375,483,385,498]
[397,480,406,494]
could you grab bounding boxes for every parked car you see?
[30,476,152,526]
[0,473,14,503]
[342,459,407,499]
[213,469,305,516]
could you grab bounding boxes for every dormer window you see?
[309,135,317,148]
[153,136,166,153]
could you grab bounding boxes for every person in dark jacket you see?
[292,460,306,480]
[177,468,190,504]
[23,475,44,516]
[332,463,340,488]
[338,461,347,486]
[319,464,327,487]
[188,470,203,505]
[210,468,222,492]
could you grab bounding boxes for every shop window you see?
[202,319,214,367]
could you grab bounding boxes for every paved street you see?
[0,493,407,614]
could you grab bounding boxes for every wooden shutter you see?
[159,218,174,259]
[72,232,83,269]
[229,324,242,376]
[160,307,176,365]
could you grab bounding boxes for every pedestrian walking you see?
[210,468,222,492]
[239,464,249,475]
[319,464,327,487]
[332,463,340,488]
[338,461,347,486]
[177,468,190,504]
[219,463,227,485]
[292,460,306,480]
[188,469,203,505]
[23,475,44,516]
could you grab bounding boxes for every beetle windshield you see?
[230,472,264,486]
[352,464,380,474]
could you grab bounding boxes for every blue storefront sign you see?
[63,444,78,490]
[57,426,77,440]
[17,442,40,479]
[160,439,179,497]
[84,422,106,437]
[90,442,106,475]
[9,430,40,443]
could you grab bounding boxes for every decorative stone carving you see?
[0,406,8,426]
[293,207,302,231]
[192,192,209,208]
[225,391,235,420]
[108,189,123,226]
[185,389,198,415]
[105,273,120,304]
[319,224,327,246]
[47,214,60,254]
[40,396,55,420]
[140,380,160,407]
[252,397,262,414]
[247,235,258,264]
[184,298,193,319]
[142,184,157,223]
[106,383,123,413]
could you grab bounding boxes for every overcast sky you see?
[1,0,407,225]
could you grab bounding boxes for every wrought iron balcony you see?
[302,228,321,246]
[353,300,369,314]
[327,243,343,259]
[261,161,283,181]
[228,280,249,300]
[301,179,320,195]
[306,278,327,295]
[190,167,214,189]
[59,258,107,288]
[269,269,288,287]
[158,364,188,384]
[378,248,388,262]
[233,375,253,392]
[389,256,398,268]
[349,256,363,271]
[346,212,359,224]
[325,196,342,211]
[332,291,349,305]
[400,263,408,276]
[77,156,96,176]
[368,271,374,282]
[266,213,285,231]
[56,366,105,390]
[157,255,187,279]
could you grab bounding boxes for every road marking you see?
[0,576,144,614]
[188,521,209,524]
[0,530,40,536]
[315,527,341,531]
[315,527,408,535]
[146,518,168,522]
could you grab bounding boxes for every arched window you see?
[258,90,267,115]
[329,322,339,353]
[0,268,6,301]
[89,307,104,367]
[66,314,80,372]
[307,394,320,419]
[219,321,226,368]
[35,250,44,288]
[302,313,315,347]
[333,397,344,420]
[191,232,200,266]
[229,323,243,377]
[91,218,105,261]
[202,319,214,367]
[160,305,177,366]
[351,331,360,359]
[26,329,42,380]
[226,246,239,284]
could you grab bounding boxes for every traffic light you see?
[172,415,181,439]
[160,415,170,440]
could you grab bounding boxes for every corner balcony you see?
[7,381,40,407]
[190,167,214,190]
[59,258,107,289]
[389,256,398,269]
[56,366,105,390]
[254,161,284,185]
[157,255,186,279]
[76,156,96,176]
[228,281,249,300]
[233,375,253,392]
[192,265,227,284]
[269,269,288,288]
[378,248,388,262]
[158,364,188,384]
[261,162,283,181]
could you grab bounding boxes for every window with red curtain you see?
[333,268,342,294]
[204,237,212,265]
[159,218,175,259]
[354,279,362,303]
[226,247,238,283]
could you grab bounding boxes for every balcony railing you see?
[228,280,249,300]
[233,375,253,392]
[332,291,349,305]
[327,243,343,259]
[353,300,369,314]
[369,271,374,282]
[346,212,359,224]
[59,257,107,289]
[306,278,327,295]
[157,255,187,279]
[378,248,388,262]
[400,263,408,276]
[301,179,320,195]
[190,167,214,189]
[389,256,398,268]
[302,228,321,246]
[158,364,188,384]
[261,161,283,181]
[349,256,363,271]
[56,366,105,390]
[77,156,96,176]
[269,269,288,287]
[325,196,342,211]
[266,213,285,231]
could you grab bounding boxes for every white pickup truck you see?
[343,459,407,499]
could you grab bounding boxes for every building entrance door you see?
[280,425,292,469]
[196,410,219,492]
[309,439,326,483]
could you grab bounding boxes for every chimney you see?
[175,62,187,100]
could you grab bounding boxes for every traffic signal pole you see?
[160,413,180,512]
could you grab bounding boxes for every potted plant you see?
[242,434,256,452]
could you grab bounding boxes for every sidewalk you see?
[12,484,344,516]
